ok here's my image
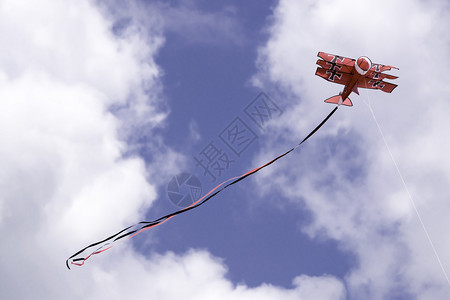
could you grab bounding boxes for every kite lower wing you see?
[358,77,398,93]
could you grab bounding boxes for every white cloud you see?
[103,0,244,47]
[0,0,162,295]
[81,249,345,300]
[67,248,343,300]
[253,0,450,299]
[156,0,245,47]
[0,1,345,299]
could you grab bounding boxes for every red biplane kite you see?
[66,52,399,269]
[315,52,398,106]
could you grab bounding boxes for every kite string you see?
[362,94,450,288]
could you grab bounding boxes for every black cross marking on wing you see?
[326,61,342,71]
[369,80,385,88]
[331,55,345,64]
[371,72,380,79]
[326,70,342,81]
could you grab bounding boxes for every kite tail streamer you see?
[66,106,339,269]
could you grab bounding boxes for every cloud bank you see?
[0,1,344,299]
[253,0,450,299]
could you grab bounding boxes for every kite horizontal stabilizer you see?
[324,95,353,107]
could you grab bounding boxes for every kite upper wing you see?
[317,52,355,67]
[370,63,399,73]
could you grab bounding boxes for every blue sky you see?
[1,0,450,299]
[135,0,353,287]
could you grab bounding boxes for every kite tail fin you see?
[324,95,353,107]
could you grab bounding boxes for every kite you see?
[66,52,398,269]
[315,52,398,106]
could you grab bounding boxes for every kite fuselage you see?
[340,69,362,101]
